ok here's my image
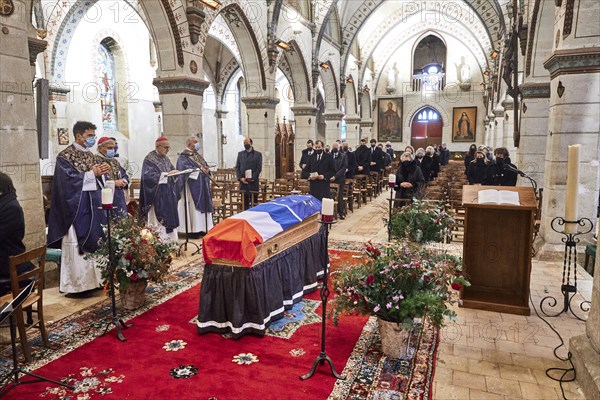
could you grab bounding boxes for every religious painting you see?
[452,106,477,142]
[378,97,403,141]
[57,128,69,145]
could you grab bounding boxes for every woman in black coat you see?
[464,144,477,174]
[394,152,425,201]
[0,172,33,293]
[415,148,433,182]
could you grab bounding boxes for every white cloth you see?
[148,206,179,242]
[60,225,103,294]
[177,184,214,234]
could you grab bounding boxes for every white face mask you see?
[194,142,201,152]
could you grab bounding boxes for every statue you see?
[386,63,398,93]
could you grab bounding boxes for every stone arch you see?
[360,89,372,121]
[410,32,448,74]
[319,61,339,111]
[526,0,553,77]
[46,0,180,84]
[279,40,312,104]
[405,103,449,128]
[218,3,267,94]
[343,75,358,117]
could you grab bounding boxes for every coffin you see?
[197,195,327,338]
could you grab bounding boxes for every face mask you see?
[496,158,504,166]
[307,146,313,151]
[476,158,484,164]
[487,153,493,160]
[244,144,252,150]
[402,161,412,167]
[331,148,338,154]
[371,144,376,147]
[386,145,391,148]
[106,149,116,158]
[84,137,96,148]
[417,155,423,159]
[361,142,366,146]
[195,143,201,152]
[315,149,323,155]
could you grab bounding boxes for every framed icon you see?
[377,97,403,141]
[452,107,477,142]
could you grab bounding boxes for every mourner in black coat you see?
[485,148,518,186]
[307,140,336,201]
[299,140,314,179]
[394,152,425,202]
[466,151,488,184]
[427,146,440,179]
[354,138,372,175]
[235,137,263,210]
[342,142,357,179]
[369,139,385,173]
[0,172,34,295]
[415,148,433,182]
[464,144,477,174]
[330,143,348,219]
[439,143,450,165]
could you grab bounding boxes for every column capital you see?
[153,77,210,96]
[519,82,551,99]
[28,37,47,66]
[49,85,70,101]
[544,47,600,79]
[242,97,279,109]
[323,112,344,121]
[359,120,374,127]
[290,106,319,116]
[215,110,229,119]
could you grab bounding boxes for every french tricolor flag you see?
[202,195,322,267]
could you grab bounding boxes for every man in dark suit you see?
[330,142,348,219]
[235,137,262,210]
[299,139,314,179]
[369,139,385,174]
[307,140,335,201]
[342,141,356,179]
[355,138,371,176]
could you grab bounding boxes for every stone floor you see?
[11,188,593,399]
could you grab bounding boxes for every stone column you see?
[501,96,516,157]
[360,120,374,143]
[153,77,209,165]
[570,245,600,398]
[0,3,46,248]
[45,85,71,175]
[517,82,551,188]
[492,103,505,149]
[242,97,279,182]
[215,109,228,169]
[344,116,361,146]
[290,105,318,164]
[323,112,344,145]
[540,48,600,250]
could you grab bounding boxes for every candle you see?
[101,188,114,208]
[388,174,396,187]
[321,198,334,222]
[245,169,252,179]
[564,144,580,233]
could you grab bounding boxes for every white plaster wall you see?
[202,85,219,167]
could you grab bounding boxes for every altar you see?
[197,195,327,338]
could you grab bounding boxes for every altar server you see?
[177,136,214,235]
[47,121,108,296]
[235,137,262,210]
[139,137,181,242]
[96,137,129,216]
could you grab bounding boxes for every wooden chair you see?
[4,247,50,363]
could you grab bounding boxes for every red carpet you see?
[8,256,368,399]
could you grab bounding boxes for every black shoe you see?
[339,214,346,220]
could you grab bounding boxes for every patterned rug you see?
[2,243,439,400]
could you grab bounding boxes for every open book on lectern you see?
[477,189,520,206]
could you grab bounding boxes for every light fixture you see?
[276,39,291,51]
[346,77,353,84]
[199,0,222,10]
[363,85,370,93]
[320,62,329,69]
[491,50,499,59]
[483,70,490,76]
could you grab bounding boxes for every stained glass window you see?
[95,39,117,131]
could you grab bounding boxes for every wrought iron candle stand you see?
[387,181,396,242]
[539,217,593,321]
[300,218,345,381]
[101,205,133,341]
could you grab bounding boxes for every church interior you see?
[0,0,599,399]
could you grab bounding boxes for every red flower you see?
[131,274,138,281]
[124,253,133,260]
[423,275,431,282]
[366,275,375,285]
[451,282,463,291]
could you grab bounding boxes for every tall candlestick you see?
[102,188,114,208]
[388,174,396,187]
[564,144,580,233]
[321,198,334,222]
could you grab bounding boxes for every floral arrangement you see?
[388,199,456,243]
[330,242,470,328]
[87,216,176,290]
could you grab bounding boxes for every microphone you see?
[503,163,525,177]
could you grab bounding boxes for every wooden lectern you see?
[461,186,537,315]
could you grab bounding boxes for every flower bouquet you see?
[387,199,456,243]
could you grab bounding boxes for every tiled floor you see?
[19,188,593,399]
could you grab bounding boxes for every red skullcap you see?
[156,137,169,142]
[97,137,112,145]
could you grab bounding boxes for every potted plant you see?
[87,216,177,309]
[330,242,469,359]
[388,199,456,243]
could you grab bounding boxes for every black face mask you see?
[401,161,412,167]
[476,158,484,164]
[371,144,376,147]
[417,155,423,159]
[307,147,313,151]
[386,145,391,148]
[496,157,504,166]
[361,142,366,146]
[315,149,323,155]
[244,144,252,150]
[331,148,338,154]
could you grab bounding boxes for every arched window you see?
[416,107,439,121]
[412,35,447,91]
[96,38,118,131]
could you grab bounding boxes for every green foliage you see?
[388,199,456,243]
[330,242,470,328]
[86,216,177,291]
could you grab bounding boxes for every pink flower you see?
[386,302,392,309]
[373,304,381,313]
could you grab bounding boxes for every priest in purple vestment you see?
[47,121,109,296]
[139,137,181,242]
[96,137,129,216]
[176,136,214,235]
